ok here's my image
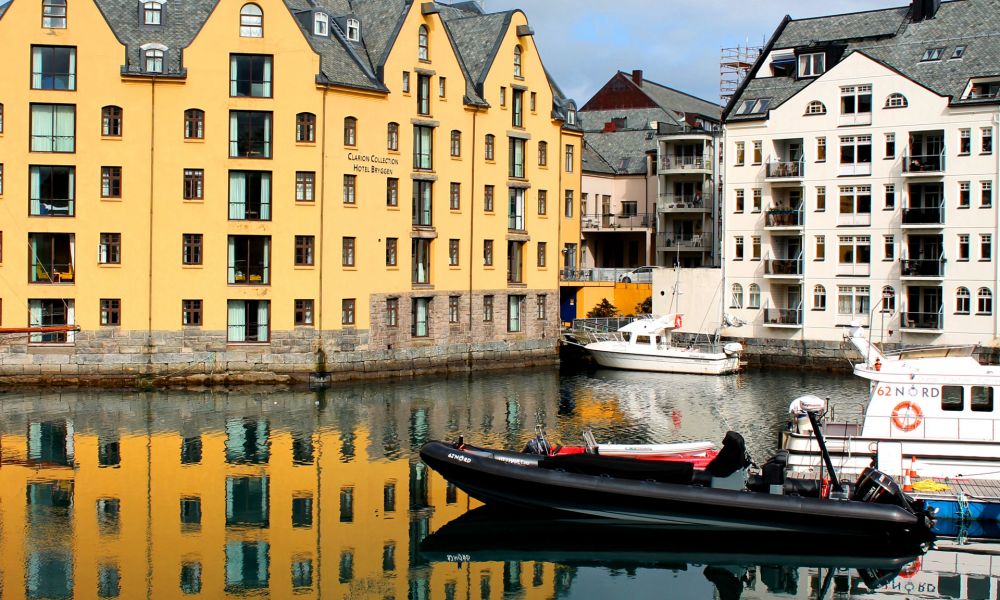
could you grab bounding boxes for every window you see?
[229,111,272,158]
[838,285,870,316]
[450,130,461,157]
[984,128,994,154]
[449,182,460,210]
[536,295,546,320]
[29,165,75,216]
[0,103,4,133]
[508,188,525,230]
[752,141,762,165]
[412,180,432,226]
[839,185,872,217]
[294,235,314,266]
[813,285,827,310]
[101,167,122,198]
[417,74,430,115]
[958,181,971,208]
[342,299,355,325]
[512,89,524,127]
[751,235,761,260]
[979,288,993,315]
[439,77,446,98]
[385,238,397,266]
[413,125,433,170]
[411,297,430,337]
[839,135,872,166]
[145,48,164,73]
[342,237,355,267]
[228,300,269,342]
[885,133,895,158]
[346,18,360,41]
[448,296,460,323]
[921,47,944,61]
[838,235,871,266]
[386,298,398,327]
[943,386,964,411]
[816,137,826,162]
[959,234,970,261]
[734,236,744,260]
[972,386,994,412]
[42,0,66,27]
[734,142,745,166]
[418,25,428,60]
[448,238,459,266]
[230,55,273,98]
[99,233,121,264]
[815,235,825,260]
[537,190,547,215]
[734,189,744,213]
[484,185,494,212]
[229,171,271,220]
[514,45,522,77]
[957,287,971,314]
[565,144,574,172]
[840,85,872,114]
[805,100,826,115]
[482,239,495,266]
[240,4,263,37]
[881,286,896,312]
[102,106,122,137]
[387,122,399,151]
[507,295,523,332]
[752,189,762,213]
[0,163,3,196]
[960,128,971,154]
[483,295,494,321]
[30,104,75,152]
[485,134,495,161]
[564,190,573,218]
[798,52,825,77]
[31,46,76,90]
[952,45,967,59]
[295,171,314,202]
[500,86,506,106]
[735,98,769,115]
[182,234,202,265]
[730,283,744,308]
[884,93,907,108]
[530,92,536,112]
[402,71,410,93]
[507,241,524,283]
[295,299,314,326]
[343,117,357,146]
[100,299,121,326]
[748,284,761,309]
[343,175,356,204]
[412,239,430,284]
[313,12,328,35]
[386,178,398,206]
[182,300,202,326]
[982,234,993,261]
[538,141,547,166]
[537,241,546,267]
[884,184,895,209]
[296,112,315,143]
[27,299,74,342]
[509,137,526,178]
[884,234,894,261]
[983,181,993,207]
[184,109,204,139]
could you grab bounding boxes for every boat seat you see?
[538,453,694,484]
[705,431,752,478]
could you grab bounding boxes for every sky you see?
[481,0,897,106]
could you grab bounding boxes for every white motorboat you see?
[584,314,743,376]
[783,324,1000,479]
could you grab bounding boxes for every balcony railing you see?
[765,207,803,227]
[657,193,711,211]
[229,263,270,285]
[903,152,945,174]
[31,262,75,283]
[763,305,802,326]
[656,232,713,249]
[764,257,803,276]
[902,205,944,225]
[765,159,805,179]
[900,258,945,277]
[902,311,943,330]
[581,212,654,230]
[659,154,711,171]
[559,268,649,283]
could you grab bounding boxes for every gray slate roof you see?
[583,128,655,176]
[581,107,680,132]
[0,2,9,20]
[638,75,722,120]
[727,0,1000,121]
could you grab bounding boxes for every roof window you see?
[313,12,328,36]
[798,52,825,78]
[735,98,770,116]
[951,45,967,59]
[346,18,360,42]
[920,47,943,62]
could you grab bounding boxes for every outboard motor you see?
[854,466,915,512]
[522,425,552,456]
[705,431,753,490]
[788,395,826,434]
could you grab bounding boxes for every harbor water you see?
[1,367,996,599]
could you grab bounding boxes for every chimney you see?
[911,0,941,22]
[631,69,643,86]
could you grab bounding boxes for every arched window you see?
[537,140,548,166]
[418,25,429,60]
[102,106,122,137]
[296,112,316,143]
[485,134,495,161]
[450,129,461,157]
[144,48,164,73]
[813,285,827,310]
[143,1,163,25]
[313,12,328,36]
[748,284,761,309]
[885,93,908,108]
[387,122,399,151]
[184,108,204,139]
[42,0,67,28]
[514,45,522,78]
[881,285,895,312]
[240,3,263,37]
[346,18,360,42]
[978,287,993,315]
[343,116,357,146]
[730,283,744,309]
[956,286,971,314]
[804,100,826,115]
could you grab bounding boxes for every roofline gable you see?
[722,14,790,121]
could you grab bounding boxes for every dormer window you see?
[952,45,967,59]
[514,45,522,78]
[313,13,328,36]
[42,0,67,28]
[966,78,1000,100]
[346,18,360,42]
[141,44,166,73]
[920,47,943,62]
[805,100,826,115]
[566,109,576,125]
[418,25,429,61]
[240,3,263,38]
[884,93,908,109]
[143,1,163,25]
[798,52,825,78]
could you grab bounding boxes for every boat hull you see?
[586,344,740,375]
[420,441,928,538]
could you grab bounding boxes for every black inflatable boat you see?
[419,431,933,539]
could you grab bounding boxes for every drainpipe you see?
[146,79,157,361]
[994,109,999,344]
[467,109,478,367]
[318,88,328,337]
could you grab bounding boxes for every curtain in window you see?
[263,114,271,157]
[225,418,246,462]
[68,235,75,278]
[509,295,521,331]
[230,57,239,96]
[98,238,108,263]
[31,47,43,88]
[261,238,270,284]
[262,59,272,97]
[29,167,42,214]
[259,174,270,220]
[68,50,76,89]
[415,300,427,337]
[229,113,239,156]
[54,106,74,151]
[67,169,75,214]
[29,300,43,342]
[257,301,269,342]
[228,300,246,342]
[229,172,246,219]
[227,238,237,283]
[31,105,53,151]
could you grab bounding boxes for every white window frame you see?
[837,235,871,276]
[798,53,825,78]
[838,136,872,176]
[313,13,328,36]
[346,18,360,42]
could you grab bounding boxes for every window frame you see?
[184,109,205,140]
[294,235,315,267]
[31,45,76,90]
[42,0,67,28]
[100,166,122,199]
[296,112,316,143]
[102,106,123,137]
[239,3,263,38]
[98,232,121,265]
[182,233,203,265]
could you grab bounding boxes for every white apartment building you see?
[724,0,1000,346]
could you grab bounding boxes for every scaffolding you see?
[721,42,764,107]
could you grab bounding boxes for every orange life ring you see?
[892,401,923,432]
[674,314,683,329]
[900,557,922,578]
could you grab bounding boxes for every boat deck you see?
[787,470,1000,501]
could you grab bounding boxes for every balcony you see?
[900,258,945,279]
[901,205,944,228]
[902,152,945,177]
[581,212,654,231]
[657,193,712,213]
[765,207,803,229]
[655,232,713,252]
[764,257,803,279]
[901,311,943,332]
[658,154,712,174]
[656,123,716,140]
[763,305,802,328]
[560,267,651,283]
[765,159,805,183]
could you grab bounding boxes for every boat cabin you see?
[618,314,680,349]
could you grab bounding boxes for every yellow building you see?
[0,0,582,382]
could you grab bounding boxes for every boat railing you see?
[571,316,639,334]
